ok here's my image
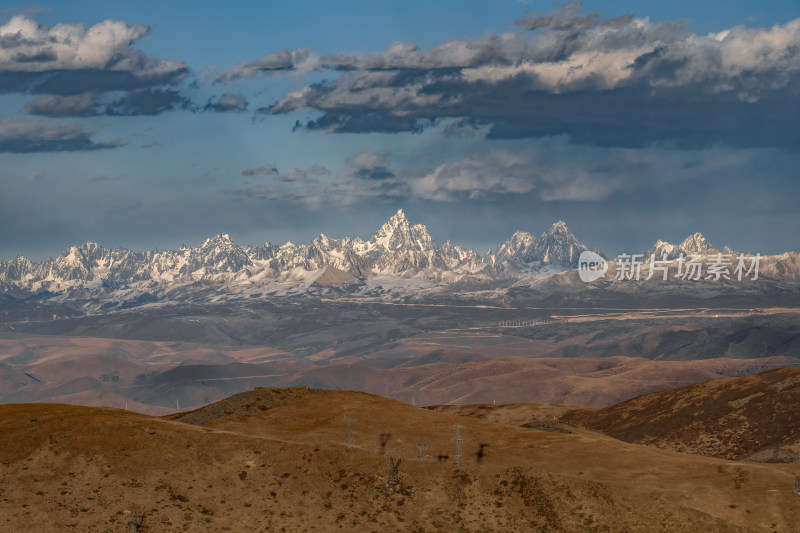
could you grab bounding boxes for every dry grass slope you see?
[562,367,800,461]
[0,386,798,531]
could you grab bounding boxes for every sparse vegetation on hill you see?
[562,367,800,461]
[2,386,799,531]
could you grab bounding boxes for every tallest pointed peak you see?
[682,231,706,241]
[540,220,573,240]
[370,208,435,251]
[679,232,714,254]
[380,208,411,230]
[375,209,411,236]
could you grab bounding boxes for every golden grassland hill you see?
[562,367,800,461]
[426,402,587,428]
[2,387,799,531]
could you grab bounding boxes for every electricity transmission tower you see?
[386,451,401,486]
[127,511,142,533]
[379,432,392,454]
[416,440,428,461]
[344,413,355,452]
[452,425,464,464]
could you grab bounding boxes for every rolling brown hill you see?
[562,367,800,461]
[427,402,590,428]
[4,333,800,411]
[2,387,799,531]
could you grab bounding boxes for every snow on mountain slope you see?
[487,221,590,277]
[1,210,794,309]
[0,210,489,298]
[645,232,719,260]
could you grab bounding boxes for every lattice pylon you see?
[386,451,401,486]
[344,413,355,452]
[452,425,464,464]
[416,440,428,461]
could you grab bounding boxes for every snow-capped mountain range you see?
[0,209,796,308]
[645,233,720,261]
[0,210,577,295]
[489,220,592,266]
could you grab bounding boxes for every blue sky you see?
[1,0,799,260]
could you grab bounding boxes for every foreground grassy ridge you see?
[0,387,797,531]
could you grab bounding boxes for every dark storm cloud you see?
[0,16,189,116]
[287,111,430,135]
[427,81,800,149]
[216,48,357,82]
[25,88,190,117]
[216,48,313,82]
[230,4,800,148]
[346,152,395,180]
[0,117,121,152]
[104,89,189,116]
[204,93,248,112]
[25,93,97,117]
[12,49,57,63]
[25,67,189,96]
[443,117,489,138]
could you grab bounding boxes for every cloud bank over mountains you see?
[1,2,797,260]
[3,3,798,150]
[220,1,800,148]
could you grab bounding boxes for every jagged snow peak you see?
[646,232,718,260]
[0,211,592,298]
[489,221,588,268]
[679,232,714,254]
